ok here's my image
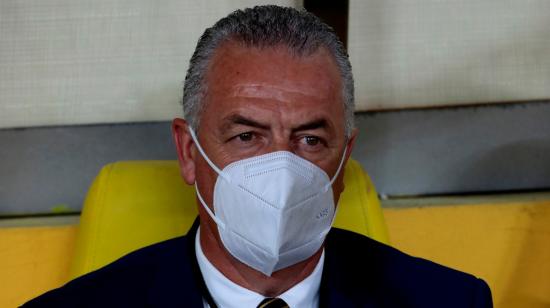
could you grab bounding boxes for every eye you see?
[303,135,320,146]
[226,131,263,152]
[237,132,253,142]
[228,131,257,144]
[295,135,326,155]
[298,135,326,149]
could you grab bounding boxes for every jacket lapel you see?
[146,218,213,307]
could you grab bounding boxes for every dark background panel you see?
[1,101,549,215]
[0,123,175,215]
[355,101,550,197]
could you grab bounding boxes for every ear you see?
[332,128,359,205]
[172,118,196,185]
[344,127,359,164]
[338,128,359,186]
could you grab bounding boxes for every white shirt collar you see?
[195,226,324,308]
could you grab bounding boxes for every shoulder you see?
[323,228,493,307]
[22,235,197,307]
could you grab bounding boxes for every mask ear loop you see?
[321,143,349,234]
[325,144,349,191]
[188,128,227,229]
[321,206,340,239]
[188,128,226,178]
[194,183,226,229]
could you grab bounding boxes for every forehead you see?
[202,41,343,118]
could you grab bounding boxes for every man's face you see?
[178,41,355,220]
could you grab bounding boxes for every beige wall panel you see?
[0,0,301,128]
[349,0,550,111]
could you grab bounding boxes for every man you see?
[24,5,492,307]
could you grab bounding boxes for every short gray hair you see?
[182,5,355,137]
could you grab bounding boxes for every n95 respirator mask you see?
[189,128,346,276]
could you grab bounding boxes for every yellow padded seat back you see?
[70,159,389,279]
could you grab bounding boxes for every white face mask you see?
[189,128,347,276]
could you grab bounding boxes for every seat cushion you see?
[69,159,388,278]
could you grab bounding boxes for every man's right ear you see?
[171,118,196,185]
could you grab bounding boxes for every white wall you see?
[349,0,550,110]
[0,0,301,128]
[2,0,549,128]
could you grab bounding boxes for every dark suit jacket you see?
[23,220,492,307]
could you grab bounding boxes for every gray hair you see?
[182,5,355,137]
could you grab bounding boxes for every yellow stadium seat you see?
[69,159,389,279]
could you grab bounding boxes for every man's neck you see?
[199,219,323,297]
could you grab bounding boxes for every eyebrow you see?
[223,114,270,130]
[221,114,329,133]
[291,119,329,133]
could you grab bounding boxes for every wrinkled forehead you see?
[229,83,326,103]
[202,41,344,111]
